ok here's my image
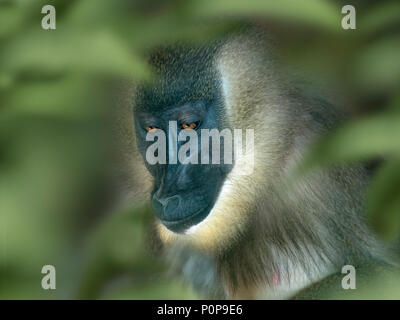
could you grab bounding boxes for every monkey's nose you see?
[153,195,181,221]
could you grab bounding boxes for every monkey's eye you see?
[145,126,160,132]
[181,122,198,130]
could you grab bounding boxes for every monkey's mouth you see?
[160,205,211,234]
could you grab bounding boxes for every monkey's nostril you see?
[162,196,181,219]
[153,195,181,221]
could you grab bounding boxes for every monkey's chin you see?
[156,204,244,253]
[160,206,211,234]
[156,179,250,252]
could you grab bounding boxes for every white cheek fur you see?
[184,177,234,236]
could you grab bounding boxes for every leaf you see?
[0,2,23,39]
[353,36,400,92]
[4,75,103,118]
[367,157,400,241]
[2,29,150,80]
[301,112,400,172]
[359,1,400,35]
[190,0,341,31]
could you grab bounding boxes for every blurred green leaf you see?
[190,0,341,30]
[329,270,400,299]
[367,157,400,241]
[353,36,400,93]
[0,3,23,38]
[76,204,197,299]
[4,75,102,118]
[301,112,400,171]
[2,30,150,80]
[359,1,400,35]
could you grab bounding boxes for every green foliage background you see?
[0,0,399,299]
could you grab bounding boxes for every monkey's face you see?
[134,100,232,234]
[133,47,233,235]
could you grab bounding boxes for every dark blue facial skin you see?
[133,45,232,233]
